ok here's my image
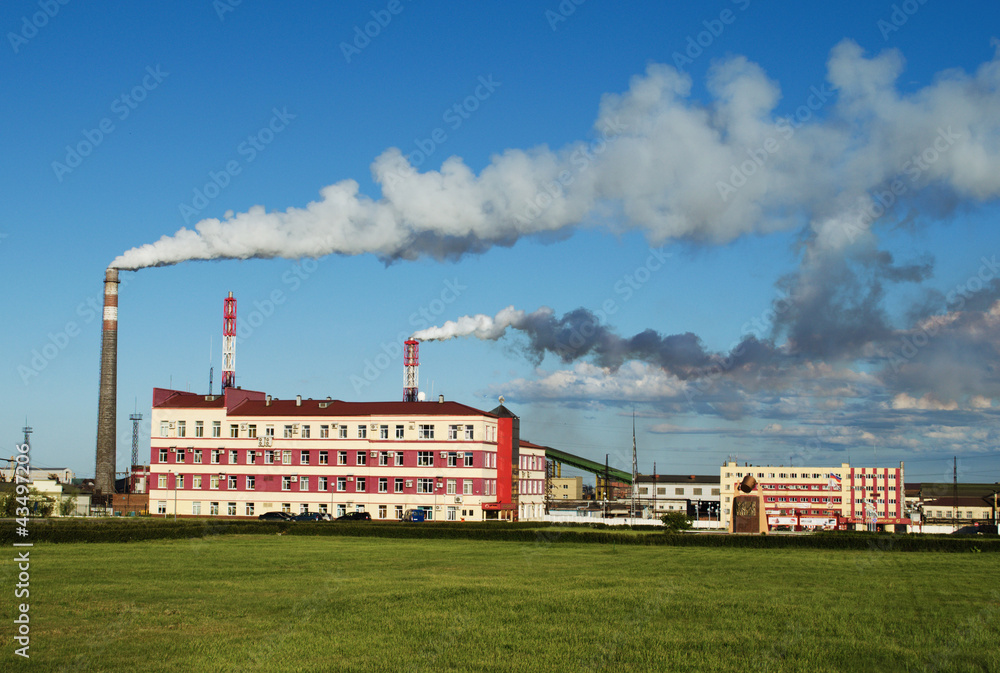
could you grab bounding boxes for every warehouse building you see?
[147,387,546,521]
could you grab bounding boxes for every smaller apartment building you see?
[148,388,546,521]
[720,461,908,529]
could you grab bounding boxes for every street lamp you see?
[169,470,177,521]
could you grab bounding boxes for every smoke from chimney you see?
[95,267,119,493]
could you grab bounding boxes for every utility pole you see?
[653,461,657,519]
[952,457,958,532]
[630,412,638,520]
[604,453,609,519]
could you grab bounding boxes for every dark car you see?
[258,511,294,521]
[336,511,372,521]
[294,512,331,522]
[951,524,998,535]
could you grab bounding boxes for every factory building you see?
[720,461,909,530]
[147,387,546,521]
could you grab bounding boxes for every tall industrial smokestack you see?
[403,339,419,402]
[95,267,119,494]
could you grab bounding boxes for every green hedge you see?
[3,518,998,552]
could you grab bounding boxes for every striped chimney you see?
[94,267,119,494]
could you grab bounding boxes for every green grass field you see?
[4,535,999,672]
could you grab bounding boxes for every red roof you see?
[152,388,494,418]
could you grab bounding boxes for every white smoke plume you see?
[411,306,551,341]
[111,40,1000,269]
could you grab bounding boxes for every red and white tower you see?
[403,339,419,402]
[222,291,237,391]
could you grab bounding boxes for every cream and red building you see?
[720,461,908,530]
[148,388,546,521]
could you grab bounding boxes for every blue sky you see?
[4,1,1000,485]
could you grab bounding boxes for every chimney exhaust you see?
[95,267,119,494]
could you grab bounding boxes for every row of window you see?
[160,421,488,441]
[157,473,482,495]
[156,447,494,468]
[154,501,473,521]
[637,486,722,496]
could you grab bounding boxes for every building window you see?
[227,502,237,516]
[379,451,389,466]
[319,451,328,465]
[378,478,388,493]
[193,476,202,489]
[358,425,367,439]
[447,453,458,467]
[177,421,186,437]
[265,450,275,464]
[338,451,347,466]
[212,421,221,438]
[395,425,404,439]
[711,488,720,496]
[675,488,684,495]
[300,476,309,491]
[282,451,292,465]
[319,504,328,515]
[357,451,367,466]
[192,501,201,515]
[301,425,310,439]
[336,505,346,517]
[447,507,457,521]
[394,478,404,493]
[210,475,220,490]
[693,488,702,496]
[229,450,238,464]
[282,503,291,514]
[463,480,473,495]
[301,451,310,465]
[378,505,387,519]
[176,475,185,489]
[284,425,293,439]
[395,505,403,519]
[159,449,168,462]
[320,425,330,438]
[230,424,239,438]
[395,452,404,466]
[194,421,204,437]
[465,425,474,440]
[282,477,291,491]
[300,504,310,515]
[380,425,388,439]
[337,477,346,492]
[417,451,434,466]
[245,503,254,516]
[418,424,435,439]
[319,477,328,491]
[157,501,166,514]
[448,425,459,440]
[464,452,473,467]
[158,474,167,489]
[211,450,222,464]
[248,450,257,465]
[193,449,203,464]
[447,479,456,495]
[417,478,434,494]
[338,426,347,439]
[228,476,237,489]
[355,478,367,493]
[210,502,219,516]
[246,476,255,490]
[160,421,169,436]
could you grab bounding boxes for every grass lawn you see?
[3,535,999,672]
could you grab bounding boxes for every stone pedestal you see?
[728,493,768,534]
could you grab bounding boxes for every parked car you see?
[294,512,331,522]
[336,511,372,521]
[951,524,998,535]
[258,511,294,521]
[401,509,425,522]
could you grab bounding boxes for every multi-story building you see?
[720,461,908,530]
[550,476,583,500]
[634,474,721,519]
[148,388,546,522]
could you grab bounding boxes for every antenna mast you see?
[222,292,237,391]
